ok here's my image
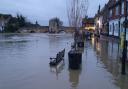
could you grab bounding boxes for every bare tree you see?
[66,0,89,50]
[67,0,89,29]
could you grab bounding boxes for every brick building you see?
[108,0,128,40]
[95,0,128,39]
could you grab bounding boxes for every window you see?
[109,25,112,35]
[122,2,124,15]
[126,28,128,34]
[114,24,119,36]
[109,25,111,32]
[116,24,118,32]
[127,2,128,14]
[110,9,112,17]
[121,24,124,33]
[116,6,119,15]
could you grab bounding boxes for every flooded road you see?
[0,33,128,89]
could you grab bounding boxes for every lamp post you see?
[122,0,128,75]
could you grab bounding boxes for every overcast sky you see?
[0,0,108,26]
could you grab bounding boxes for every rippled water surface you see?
[0,33,128,89]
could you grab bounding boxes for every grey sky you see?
[0,0,108,26]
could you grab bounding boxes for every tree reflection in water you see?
[69,69,81,89]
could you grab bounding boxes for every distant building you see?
[82,17,95,32]
[101,4,109,36]
[95,4,109,36]
[49,18,62,33]
[95,5,104,36]
[18,26,49,33]
[0,14,12,32]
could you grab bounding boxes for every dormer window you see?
[122,2,124,15]
[110,9,113,17]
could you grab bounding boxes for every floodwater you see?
[0,33,128,89]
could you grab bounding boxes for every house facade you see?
[95,0,128,40]
[82,17,95,32]
[108,0,128,39]
[102,4,109,35]
[95,5,104,36]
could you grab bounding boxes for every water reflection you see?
[50,61,65,80]
[0,33,34,44]
[69,69,81,89]
[92,37,128,89]
[0,33,128,89]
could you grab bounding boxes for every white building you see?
[95,14,104,35]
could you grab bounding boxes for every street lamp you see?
[121,0,128,75]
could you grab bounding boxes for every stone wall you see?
[63,27,75,33]
[18,26,49,33]
[18,26,76,33]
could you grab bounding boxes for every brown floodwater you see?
[0,33,128,89]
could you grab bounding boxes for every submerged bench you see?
[49,49,65,66]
